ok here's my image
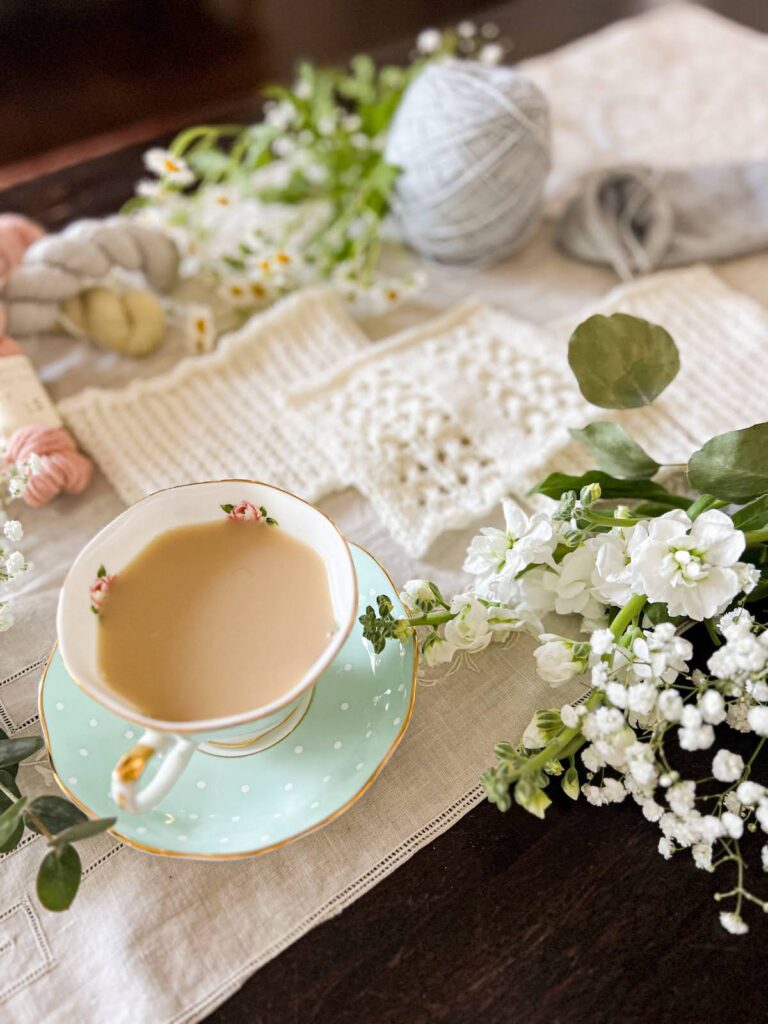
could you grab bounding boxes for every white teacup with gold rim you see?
[56,480,357,813]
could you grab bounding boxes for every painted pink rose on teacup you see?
[90,565,115,614]
[220,501,279,526]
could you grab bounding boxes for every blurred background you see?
[1,0,765,186]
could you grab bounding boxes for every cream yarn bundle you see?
[3,218,179,355]
[385,60,551,264]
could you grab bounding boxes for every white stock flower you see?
[144,148,195,186]
[590,525,648,606]
[533,637,585,687]
[3,520,23,543]
[400,579,434,610]
[712,749,745,783]
[630,509,746,621]
[444,595,494,653]
[423,635,456,667]
[546,543,606,624]
[464,500,558,582]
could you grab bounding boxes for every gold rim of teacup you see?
[39,543,418,861]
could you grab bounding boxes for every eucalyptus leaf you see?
[688,423,768,502]
[0,768,21,799]
[532,470,689,506]
[569,422,660,479]
[51,817,117,846]
[0,729,17,778]
[568,313,680,409]
[0,735,43,770]
[0,797,26,846]
[745,575,768,604]
[25,796,87,837]
[731,494,768,531]
[36,844,81,912]
[0,820,24,854]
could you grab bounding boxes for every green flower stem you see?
[745,527,768,546]
[610,595,648,639]
[586,512,642,528]
[408,611,456,628]
[687,494,726,520]
[522,691,602,778]
[170,124,244,157]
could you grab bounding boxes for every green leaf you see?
[220,503,234,514]
[731,494,768,531]
[569,422,660,479]
[36,844,82,912]
[0,797,26,846]
[531,470,689,506]
[561,767,580,801]
[688,423,768,502]
[0,735,43,770]
[25,796,87,836]
[97,565,106,578]
[0,768,21,800]
[568,313,680,409]
[50,816,116,846]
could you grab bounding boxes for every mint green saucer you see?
[39,544,416,859]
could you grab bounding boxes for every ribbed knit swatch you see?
[58,288,371,505]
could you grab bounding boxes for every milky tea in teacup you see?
[96,503,337,722]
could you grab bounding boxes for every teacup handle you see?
[111,730,197,813]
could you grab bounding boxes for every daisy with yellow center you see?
[143,147,195,187]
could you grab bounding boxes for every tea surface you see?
[98,519,337,721]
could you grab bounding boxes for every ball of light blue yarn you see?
[385,60,551,265]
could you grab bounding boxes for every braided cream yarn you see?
[385,60,551,264]
[3,218,179,354]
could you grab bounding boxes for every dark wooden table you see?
[4,2,768,1021]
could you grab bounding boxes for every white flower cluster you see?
[400,496,766,933]
[0,449,38,634]
[407,500,756,675]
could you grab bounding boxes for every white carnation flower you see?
[630,509,746,621]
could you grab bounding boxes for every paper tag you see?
[0,355,62,435]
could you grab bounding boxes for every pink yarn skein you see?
[5,424,93,506]
[0,213,45,280]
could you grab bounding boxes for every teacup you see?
[56,480,357,813]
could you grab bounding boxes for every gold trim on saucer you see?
[115,743,154,782]
[38,542,417,861]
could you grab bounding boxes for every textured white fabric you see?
[3,5,768,1023]
[288,302,589,554]
[522,2,768,207]
[58,288,371,505]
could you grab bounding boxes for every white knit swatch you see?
[58,288,371,505]
[290,266,768,555]
[288,303,591,554]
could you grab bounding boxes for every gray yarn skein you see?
[385,60,551,265]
